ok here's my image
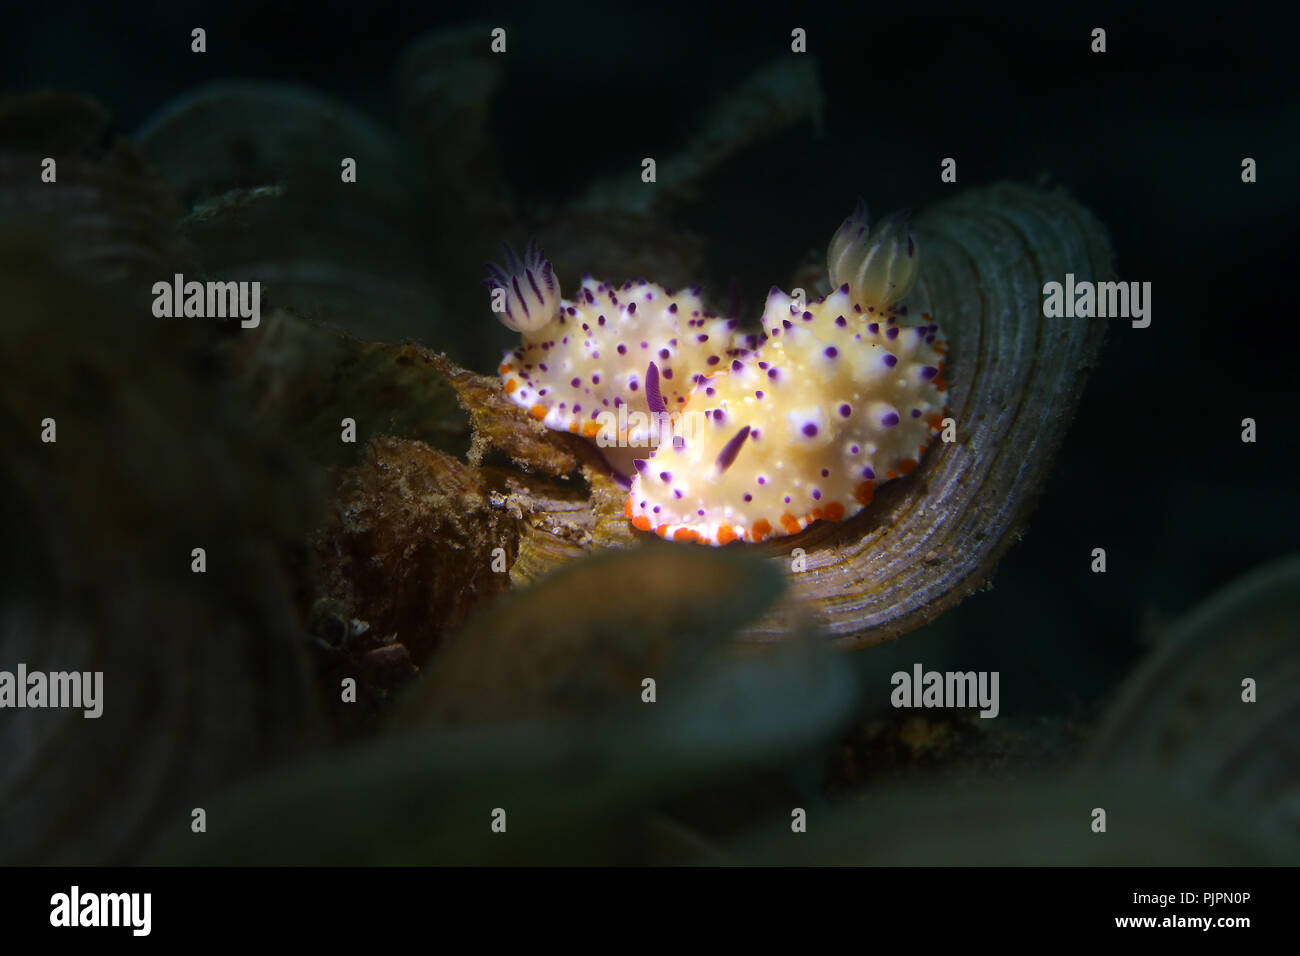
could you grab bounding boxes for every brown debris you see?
[312,437,514,685]
[430,350,587,476]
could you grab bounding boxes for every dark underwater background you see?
[1,2,1296,864]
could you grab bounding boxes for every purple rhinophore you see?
[716,425,751,472]
[645,362,665,413]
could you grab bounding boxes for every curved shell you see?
[0,95,325,862]
[1087,556,1300,841]
[503,182,1114,647]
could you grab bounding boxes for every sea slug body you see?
[486,241,746,446]
[486,202,948,545]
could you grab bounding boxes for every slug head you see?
[827,200,919,310]
[484,240,562,335]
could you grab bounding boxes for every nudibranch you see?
[486,240,746,449]
[486,202,948,545]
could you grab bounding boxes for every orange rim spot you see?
[780,513,802,536]
[717,525,737,545]
[673,528,698,542]
[499,363,512,374]
[899,458,917,475]
[624,499,633,519]
[752,519,772,541]
[825,502,845,521]
[632,515,651,532]
[811,508,824,521]
[926,412,944,430]
[530,404,548,420]
[568,421,580,433]
[505,379,518,394]
[581,421,600,438]
[656,524,669,538]
[887,470,897,479]
[855,482,875,505]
